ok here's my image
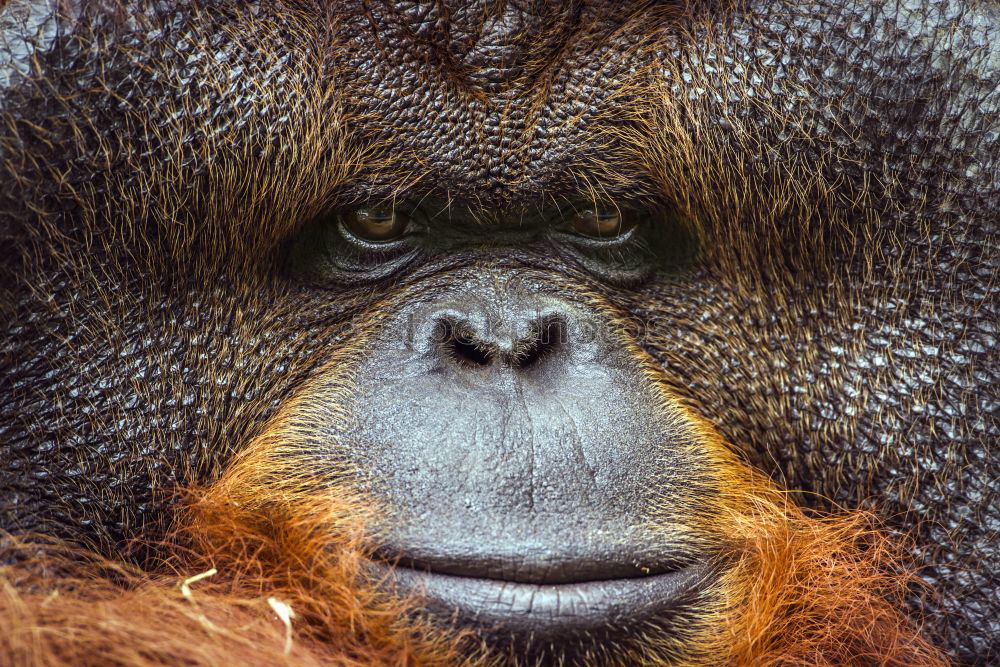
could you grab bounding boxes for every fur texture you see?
[1,0,997,663]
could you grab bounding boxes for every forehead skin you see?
[0,0,998,661]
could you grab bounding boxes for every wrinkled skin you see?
[0,0,997,663]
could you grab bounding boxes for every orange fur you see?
[717,483,947,665]
[1,491,475,667]
[0,459,947,666]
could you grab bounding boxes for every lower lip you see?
[369,561,710,636]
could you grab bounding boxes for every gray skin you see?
[0,0,997,663]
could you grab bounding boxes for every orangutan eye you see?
[287,205,424,285]
[547,204,698,286]
[567,208,634,239]
[342,207,412,242]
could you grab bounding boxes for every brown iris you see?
[569,208,628,238]
[343,207,410,242]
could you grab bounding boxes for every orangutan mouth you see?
[369,551,711,638]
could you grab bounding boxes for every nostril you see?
[451,336,493,367]
[438,321,494,367]
[512,315,566,369]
